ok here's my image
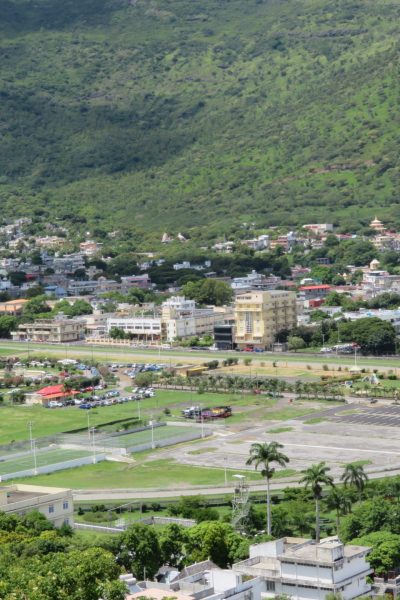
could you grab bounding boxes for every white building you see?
[233,536,372,600]
[125,561,262,600]
[240,235,270,251]
[231,271,281,291]
[106,316,162,342]
[0,484,74,528]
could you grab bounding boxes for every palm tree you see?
[341,463,368,503]
[300,462,334,543]
[246,441,289,536]
[326,487,352,533]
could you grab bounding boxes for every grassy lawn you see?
[304,417,325,425]
[267,427,294,434]
[262,407,317,421]
[13,458,263,489]
[0,404,145,445]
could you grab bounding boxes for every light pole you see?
[137,400,141,421]
[224,457,228,486]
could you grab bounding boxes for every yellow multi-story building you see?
[234,290,297,350]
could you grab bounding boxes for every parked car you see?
[79,403,92,410]
[48,400,63,408]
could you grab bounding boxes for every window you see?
[63,518,70,526]
[63,501,69,510]
[48,504,54,514]
[266,581,275,592]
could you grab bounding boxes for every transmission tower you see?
[231,474,250,533]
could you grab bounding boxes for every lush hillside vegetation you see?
[0,0,400,244]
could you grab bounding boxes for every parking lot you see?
[159,400,400,481]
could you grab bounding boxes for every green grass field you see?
[13,458,263,489]
[0,404,146,445]
[0,390,274,446]
[0,448,91,476]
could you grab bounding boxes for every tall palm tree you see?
[300,462,334,543]
[246,441,289,536]
[341,463,368,503]
[326,487,352,533]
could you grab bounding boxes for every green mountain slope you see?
[0,0,399,242]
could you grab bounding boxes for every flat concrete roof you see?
[6,490,47,504]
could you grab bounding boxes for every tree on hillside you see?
[300,462,334,543]
[338,317,396,355]
[0,315,17,338]
[341,463,368,503]
[182,279,233,306]
[22,295,51,319]
[246,441,289,536]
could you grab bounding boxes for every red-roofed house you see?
[26,384,79,406]
[298,284,331,301]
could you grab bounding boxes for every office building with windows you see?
[234,290,297,350]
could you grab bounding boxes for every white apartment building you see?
[231,271,281,291]
[107,316,162,342]
[0,484,74,528]
[233,536,372,600]
[106,297,233,343]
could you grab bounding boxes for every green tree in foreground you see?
[246,441,289,536]
[326,487,352,533]
[351,532,400,576]
[287,336,306,352]
[120,523,161,579]
[300,462,334,543]
[341,463,368,503]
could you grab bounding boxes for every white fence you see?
[124,428,211,454]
